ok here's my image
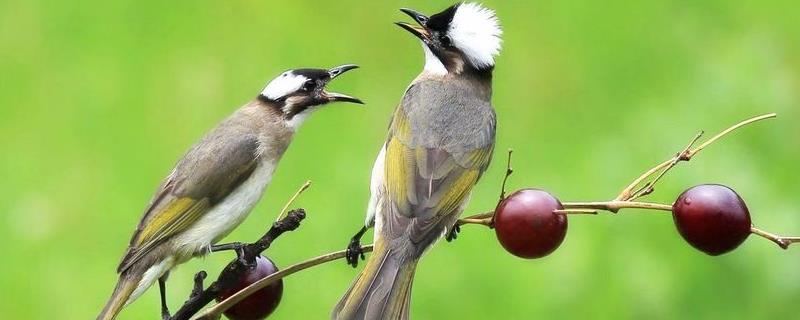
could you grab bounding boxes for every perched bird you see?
[334,3,501,319]
[98,65,362,320]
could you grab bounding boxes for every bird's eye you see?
[418,16,428,25]
[302,80,315,92]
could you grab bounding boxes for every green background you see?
[1,0,798,319]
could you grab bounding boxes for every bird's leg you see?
[158,274,170,320]
[209,242,252,267]
[445,224,461,242]
[209,242,244,253]
[346,226,368,268]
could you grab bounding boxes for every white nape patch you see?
[261,71,308,100]
[448,2,503,69]
[422,43,447,75]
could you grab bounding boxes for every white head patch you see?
[260,71,308,100]
[448,3,503,69]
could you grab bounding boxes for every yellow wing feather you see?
[119,197,210,271]
[384,108,493,221]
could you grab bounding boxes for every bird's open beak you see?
[324,64,363,104]
[396,8,430,41]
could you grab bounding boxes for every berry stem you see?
[750,226,800,249]
[458,217,494,227]
[459,211,494,222]
[498,149,514,201]
[615,113,777,202]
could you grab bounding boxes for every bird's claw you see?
[216,242,254,268]
[234,246,256,268]
[446,225,461,242]
[346,238,366,268]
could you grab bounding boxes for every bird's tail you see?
[332,239,419,320]
[97,273,140,320]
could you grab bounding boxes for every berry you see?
[216,256,283,320]
[672,184,751,256]
[494,189,567,259]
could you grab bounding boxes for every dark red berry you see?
[673,184,751,256]
[494,189,567,259]
[216,256,283,320]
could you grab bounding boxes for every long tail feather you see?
[333,241,418,320]
[97,273,140,320]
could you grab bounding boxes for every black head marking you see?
[257,66,361,120]
[291,68,330,80]
[426,3,459,32]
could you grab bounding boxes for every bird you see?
[334,3,502,319]
[98,64,362,320]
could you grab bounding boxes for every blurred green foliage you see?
[1,0,798,319]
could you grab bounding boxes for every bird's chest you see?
[173,160,276,256]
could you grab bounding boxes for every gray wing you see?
[117,124,259,273]
[383,81,496,246]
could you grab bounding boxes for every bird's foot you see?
[446,225,461,242]
[161,308,171,320]
[346,237,366,268]
[235,246,254,268]
[210,242,253,268]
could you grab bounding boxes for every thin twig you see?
[628,131,704,201]
[195,245,376,320]
[750,226,800,249]
[689,113,777,157]
[616,113,777,201]
[275,180,312,221]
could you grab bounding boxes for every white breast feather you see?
[365,144,386,227]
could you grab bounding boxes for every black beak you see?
[396,8,430,41]
[324,64,363,104]
[328,64,359,79]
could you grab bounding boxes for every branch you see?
[169,209,306,320]
[195,245,376,320]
